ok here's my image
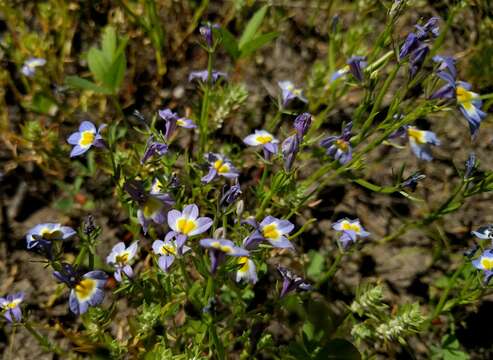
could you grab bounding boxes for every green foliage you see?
[66,26,127,95]
[209,83,249,129]
[350,283,425,346]
[220,5,279,60]
[431,334,470,360]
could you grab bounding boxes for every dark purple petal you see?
[294,113,312,140]
[201,168,218,184]
[347,56,367,82]
[282,135,299,172]
[399,33,419,59]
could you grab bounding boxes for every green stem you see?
[199,51,214,156]
[208,320,225,360]
[74,245,88,267]
[24,322,63,355]
[266,110,282,133]
[315,252,344,289]
[426,263,466,329]
[358,63,400,138]
[179,257,192,291]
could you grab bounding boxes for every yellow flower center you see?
[407,128,426,144]
[160,244,176,255]
[143,197,162,217]
[115,252,129,264]
[79,131,95,147]
[4,299,21,309]
[292,88,302,96]
[177,218,197,235]
[238,257,249,272]
[341,221,361,232]
[256,134,273,144]
[75,278,97,301]
[456,86,474,110]
[213,159,230,174]
[40,228,63,240]
[262,223,280,240]
[335,139,349,151]
[481,257,493,271]
[211,241,232,253]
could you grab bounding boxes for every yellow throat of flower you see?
[256,134,273,144]
[177,218,197,235]
[341,221,361,233]
[262,223,280,240]
[456,86,474,109]
[481,257,493,271]
[407,127,426,144]
[75,278,97,301]
[213,159,230,174]
[80,131,95,147]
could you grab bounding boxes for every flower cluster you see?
[399,17,439,77]
[431,56,486,138]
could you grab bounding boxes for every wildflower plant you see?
[3,2,493,359]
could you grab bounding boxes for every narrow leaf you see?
[219,28,240,59]
[65,76,112,94]
[240,31,279,58]
[239,5,269,49]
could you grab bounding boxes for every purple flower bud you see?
[399,33,419,59]
[220,182,242,207]
[400,172,426,192]
[415,17,440,40]
[83,215,97,236]
[199,23,220,47]
[409,44,429,78]
[282,134,299,172]
[464,152,476,179]
[141,137,168,164]
[294,112,312,140]
[189,70,227,84]
[347,56,367,82]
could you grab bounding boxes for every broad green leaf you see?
[239,5,269,49]
[307,251,325,279]
[102,26,117,62]
[104,55,124,93]
[431,335,469,360]
[65,75,112,94]
[87,47,110,85]
[23,93,58,115]
[219,27,240,59]
[240,31,279,58]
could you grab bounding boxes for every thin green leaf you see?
[65,76,112,94]
[219,27,240,59]
[240,31,279,58]
[239,5,269,49]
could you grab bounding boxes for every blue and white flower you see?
[67,121,106,157]
[21,57,46,77]
[106,241,139,282]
